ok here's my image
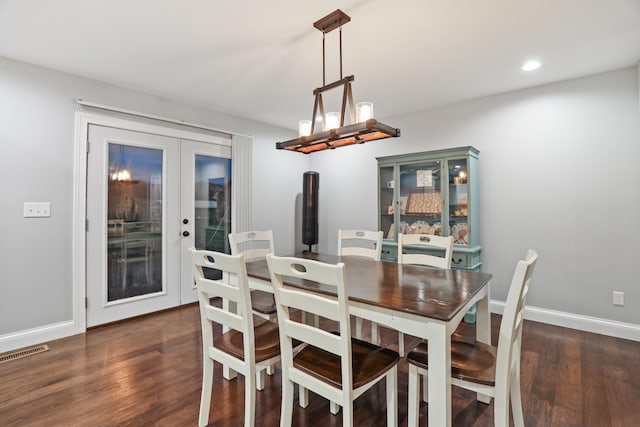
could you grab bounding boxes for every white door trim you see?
[73,110,234,333]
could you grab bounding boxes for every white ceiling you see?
[1,0,639,130]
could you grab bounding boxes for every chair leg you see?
[510,362,525,427]
[245,368,256,427]
[371,322,380,345]
[299,386,309,408]
[422,369,429,403]
[493,383,510,427]
[256,369,265,391]
[341,400,353,427]
[330,401,340,414]
[280,379,294,427]
[266,364,275,376]
[199,358,214,427]
[355,316,364,339]
[407,364,420,427]
[386,366,398,427]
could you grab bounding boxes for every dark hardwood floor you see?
[1,302,639,426]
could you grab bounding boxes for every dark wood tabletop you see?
[245,252,492,322]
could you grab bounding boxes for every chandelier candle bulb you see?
[298,120,312,137]
[326,112,340,130]
[356,102,373,122]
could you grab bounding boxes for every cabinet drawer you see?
[381,244,397,262]
[452,249,482,271]
[451,252,471,269]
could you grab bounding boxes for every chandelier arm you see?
[347,82,355,124]
[340,82,349,127]
[318,94,326,131]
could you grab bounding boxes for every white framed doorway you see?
[74,110,250,330]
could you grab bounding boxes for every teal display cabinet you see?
[377,146,482,271]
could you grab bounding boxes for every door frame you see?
[73,109,250,333]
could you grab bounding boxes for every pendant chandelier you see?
[276,9,400,154]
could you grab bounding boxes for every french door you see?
[86,125,231,327]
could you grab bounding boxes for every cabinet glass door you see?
[447,158,470,246]
[399,161,442,236]
[379,165,395,239]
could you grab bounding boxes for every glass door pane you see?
[399,160,442,235]
[107,143,164,302]
[179,139,232,304]
[194,155,232,253]
[448,158,470,246]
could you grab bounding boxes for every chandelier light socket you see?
[356,102,373,122]
[325,112,340,130]
[298,120,312,137]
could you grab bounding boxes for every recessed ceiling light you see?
[522,60,541,71]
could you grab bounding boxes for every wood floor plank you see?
[1,305,639,426]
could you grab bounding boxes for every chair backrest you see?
[397,233,454,269]
[229,230,274,261]
[338,229,383,261]
[495,249,538,391]
[266,255,353,392]
[189,248,256,367]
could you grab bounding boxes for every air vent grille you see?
[0,344,49,364]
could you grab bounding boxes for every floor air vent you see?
[0,344,50,364]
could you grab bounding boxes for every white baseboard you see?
[0,321,76,354]
[491,300,640,342]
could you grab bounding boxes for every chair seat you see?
[406,338,497,386]
[294,336,399,389]
[213,316,281,363]
[250,290,277,315]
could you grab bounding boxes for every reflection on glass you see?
[106,144,163,302]
[194,154,232,280]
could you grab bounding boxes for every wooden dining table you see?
[243,252,493,427]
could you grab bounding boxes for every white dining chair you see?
[406,249,538,427]
[267,254,400,427]
[229,230,278,322]
[229,230,279,376]
[338,229,384,343]
[190,248,283,427]
[397,233,454,269]
[397,233,454,355]
[338,229,383,260]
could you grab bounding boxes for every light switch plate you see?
[24,202,51,218]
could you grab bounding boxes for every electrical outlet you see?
[23,202,51,218]
[613,291,624,306]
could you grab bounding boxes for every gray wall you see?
[1,54,638,346]
[308,66,640,326]
[0,56,304,337]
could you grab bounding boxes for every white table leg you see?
[428,324,452,427]
[475,289,490,345]
[475,291,491,404]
